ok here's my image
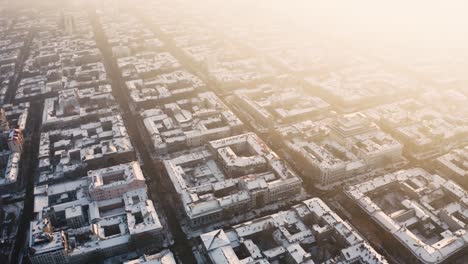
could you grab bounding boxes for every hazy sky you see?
[252,0,468,49]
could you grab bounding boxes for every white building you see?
[365,98,468,161]
[126,70,205,109]
[117,52,181,80]
[16,10,107,104]
[88,161,147,201]
[29,162,164,264]
[206,55,277,92]
[233,84,329,132]
[142,92,243,158]
[345,168,468,264]
[276,113,404,188]
[304,57,419,112]
[435,146,468,189]
[0,103,29,190]
[38,115,135,183]
[123,249,176,264]
[163,133,303,230]
[42,85,118,130]
[198,198,388,264]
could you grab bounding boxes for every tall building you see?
[0,108,9,131]
[8,129,23,153]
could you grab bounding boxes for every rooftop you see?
[100,12,164,59]
[16,10,107,103]
[0,103,29,187]
[42,85,118,130]
[304,57,420,112]
[345,168,468,264]
[365,97,468,161]
[276,113,404,187]
[199,198,388,264]
[142,91,243,158]
[30,162,163,261]
[163,133,302,229]
[117,52,181,80]
[126,70,204,108]
[124,249,176,264]
[435,146,468,189]
[207,57,277,89]
[38,115,135,183]
[233,83,329,131]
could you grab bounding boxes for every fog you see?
[1,1,467,264]
[103,0,468,82]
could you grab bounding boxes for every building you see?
[88,162,147,201]
[345,168,468,264]
[304,57,419,112]
[435,146,468,189]
[0,103,29,191]
[17,10,106,103]
[198,198,388,264]
[99,11,164,59]
[276,113,405,188]
[126,70,205,109]
[15,76,61,102]
[42,85,119,130]
[365,98,468,161]
[29,162,164,264]
[38,115,135,183]
[0,12,30,105]
[163,133,303,231]
[233,83,329,133]
[7,129,23,152]
[117,52,181,80]
[142,91,243,158]
[207,56,277,92]
[123,249,176,264]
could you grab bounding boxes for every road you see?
[10,102,43,264]
[88,10,196,263]
[6,23,39,264]
[4,28,34,104]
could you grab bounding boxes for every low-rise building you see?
[126,70,204,109]
[0,13,31,105]
[123,249,176,264]
[233,83,329,132]
[16,10,107,103]
[117,52,181,80]
[29,162,164,264]
[142,92,243,159]
[207,57,277,92]
[345,168,468,264]
[0,103,29,191]
[198,198,388,264]
[163,133,303,231]
[365,99,468,161]
[276,113,405,188]
[435,146,468,189]
[15,76,62,103]
[42,85,119,130]
[304,57,419,112]
[99,12,164,59]
[38,115,135,183]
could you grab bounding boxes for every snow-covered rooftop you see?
[345,168,468,264]
[142,91,243,158]
[163,133,302,229]
[29,162,163,262]
[200,198,388,264]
